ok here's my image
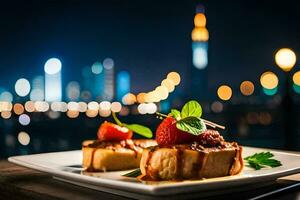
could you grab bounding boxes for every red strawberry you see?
[155,117,195,146]
[97,121,133,142]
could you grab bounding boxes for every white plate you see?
[8,147,300,199]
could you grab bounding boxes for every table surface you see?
[1,160,300,200]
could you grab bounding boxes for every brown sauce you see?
[86,148,97,172]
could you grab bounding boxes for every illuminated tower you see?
[191,5,209,100]
[192,5,209,69]
[44,58,62,102]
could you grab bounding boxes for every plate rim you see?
[8,146,300,195]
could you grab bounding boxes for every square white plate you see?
[8,147,300,199]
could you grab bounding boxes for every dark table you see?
[1,160,300,200]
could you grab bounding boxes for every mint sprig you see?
[176,116,206,135]
[112,112,153,138]
[244,152,282,170]
[181,100,202,118]
[168,100,207,135]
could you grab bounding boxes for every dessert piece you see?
[139,100,244,181]
[140,140,243,180]
[82,114,156,172]
[83,139,157,172]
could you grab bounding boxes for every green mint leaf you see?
[170,109,181,120]
[122,168,141,177]
[181,100,202,119]
[124,124,153,138]
[244,152,282,170]
[176,116,206,135]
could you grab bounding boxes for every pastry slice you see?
[139,142,243,180]
[82,139,157,172]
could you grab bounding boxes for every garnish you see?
[176,116,206,135]
[244,152,282,170]
[122,168,141,177]
[158,100,224,136]
[112,112,153,138]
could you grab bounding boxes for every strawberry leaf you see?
[112,112,153,138]
[176,116,206,135]
[181,100,202,119]
[124,124,153,138]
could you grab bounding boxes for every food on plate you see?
[82,139,157,172]
[82,113,156,172]
[138,100,244,181]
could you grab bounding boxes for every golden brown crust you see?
[139,142,244,181]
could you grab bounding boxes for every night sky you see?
[0,0,300,97]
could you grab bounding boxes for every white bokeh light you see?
[103,58,114,70]
[15,78,31,97]
[44,58,62,74]
[18,114,31,126]
[18,131,30,146]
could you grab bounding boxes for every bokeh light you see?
[66,81,80,101]
[293,84,300,94]
[155,85,169,100]
[194,13,206,27]
[78,102,88,112]
[34,101,49,112]
[67,101,79,111]
[217,85,232,101]
[137,103,147,115]
[44,58,62,74]
[18,131,30,146]
[263,87,278,96]
[137,93,146,103]
[18,114,30,126]
[0,91,13,102]
[145,103,157,114]
[103,58,114,70]
[13,103,24,115]
[192,43,208,69]
[240,81,255,96]
[111,102,122,112]
[91,62,103,74]
[99,109,111,117]
[0,102,13,112]
[167,72,181,85]
[293,71,300,86]
[260,71,279,89]
[86,109,98,118]
[67,110,79,118]
[161,79,175,92]
[1,111,11,119]
[100,101,111,110]
[191,27,209,41]
[25,101,35,112]
[88,101,100,111]
[211,101,223,113]
[122,93,136,105]
[15,78,31,97]
[275,48,296,71]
